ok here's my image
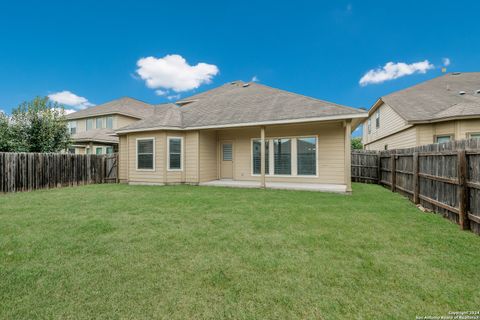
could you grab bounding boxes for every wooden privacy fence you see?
[0,152,118,193]
[352,139,480,235]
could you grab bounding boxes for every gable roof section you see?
[71,128,119,144]
[373,72,480,123]
[117,81,366,132]
[66,97,154,120]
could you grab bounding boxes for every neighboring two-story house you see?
[65,97,154,154]
[362,72,480,150]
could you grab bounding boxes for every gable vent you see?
[242,83,250,88]
[476,90,480,94]
[459,91,466,95]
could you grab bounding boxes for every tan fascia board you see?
[66,112,145,121]
[367,98,384,116]
[115,113,368,134]
[407,114,480,124]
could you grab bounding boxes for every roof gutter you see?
[407,114,480,124]
[116,113,367,134]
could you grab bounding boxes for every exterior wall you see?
[363,102,411,145]
[199,130,217,182]
[118,121,348,186]
[366,118,480,150]
[365,127,417,150]
[217,122,346,184]
[69,114,139,133]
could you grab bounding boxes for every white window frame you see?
[106,116,114,129]
[136,137,156,171]
[96,117,104,129]
[367,118,371,134]
[167,136,183,172]
[95,147,104,155]
[375,110,380,129]
[468,132,480,139]
[250,135,318,178]
[86,119,94,131]
[68,121,77,134]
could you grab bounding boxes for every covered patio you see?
[199,179,348,193]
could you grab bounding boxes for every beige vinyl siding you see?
[456,119,480,138]
[185,131,199,183]
[125,131,165,184]
[116,115,139,129]
[199,130,217,182]
[118,135,128,181]
[363,102,412,145]
[217,122,346,184]
[365,127,417,150]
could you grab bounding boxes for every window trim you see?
[435,134,454,144]
[106,116,114,129]
[375,110,380,129]
[86,119,94,131]
[367,118,371,134]
[68,121,77,134]
[95,147,103,155]
[167,136,183,172]
[250,135,318,178]
[136,137,156,171]
[468,132,480,139]
[96,117,104,129]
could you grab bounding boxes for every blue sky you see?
[1,0,479,136]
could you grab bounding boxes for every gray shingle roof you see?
[66,97,154,120]
[379,72,480,122]
[116,81,365,132]
[72,129,119,144]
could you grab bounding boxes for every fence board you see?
[0,152,118,193]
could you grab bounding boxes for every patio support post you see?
[260,126,266,188]
[344,120,352,193]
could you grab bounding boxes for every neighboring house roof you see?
[371,72,480,123]
[65,97,154,120]
[71,129,119,144]
[117,81,366,133]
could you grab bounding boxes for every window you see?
[96,147,103,155]
[375,110,380,128]
[168,137,182,170]
[137,138,154,170]
[273,138,291,175]
[297,137,316,176]
[367,118,371,134]
[106,116,113,129]
[436,135,452,143]
[384,144,388,150]
[68,121,77,134]
[223,143,233,161]
[106,146,114,154]
[68,147,76,154]
[86,119,93,131]
[252,139,269,175]
[86,148,91,155]
[469,133,480,139]
[96,117,104,129]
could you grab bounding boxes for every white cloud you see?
[442,57,451,66]
[167,94,181,101]
[155,89,167,96]
[251,75,259,82]
[136,54,219,93]
[48,91,94,109]
[359,60,434,86]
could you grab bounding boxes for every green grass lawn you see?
[1,183,479,319]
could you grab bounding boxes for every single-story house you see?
[363,72,480,150]
[116,81,367,193]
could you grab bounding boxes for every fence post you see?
[413,152,420,204]
[457,150,469,230]
[390,152,396,192]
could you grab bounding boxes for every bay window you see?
[137,138,155,170]
[168,137,183,170]
[252,136,316,177]
[252,139,269,175]
[297,137,316,176]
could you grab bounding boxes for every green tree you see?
[4,97,71,152]
[0,111,13,151]
[351,137,363,150]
